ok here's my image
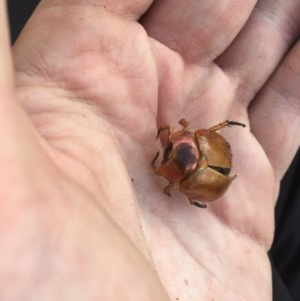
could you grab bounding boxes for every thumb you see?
[0,2,50,200]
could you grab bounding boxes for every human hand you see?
[2,0,300,300]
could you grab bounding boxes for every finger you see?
[0,1,13,90]
[217,0,300,105]
[39,0,154,20]
[141,0,257,63]
[249,40,300,181]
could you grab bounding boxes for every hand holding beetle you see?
[1,1,300,300]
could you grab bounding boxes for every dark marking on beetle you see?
[209,165,231,176]
[162,142,173,164]
[175,143,197,172]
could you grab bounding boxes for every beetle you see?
[151,118,245,208]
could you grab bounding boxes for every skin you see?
[1,0,300,300]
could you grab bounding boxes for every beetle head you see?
[158,131,199,182]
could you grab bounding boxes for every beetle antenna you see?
[178,118,190,131]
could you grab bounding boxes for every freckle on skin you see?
[184,278,188,285]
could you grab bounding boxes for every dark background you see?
[7,1,300,300]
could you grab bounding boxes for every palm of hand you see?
[9,1,300,300]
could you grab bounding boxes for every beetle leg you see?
[189,199,207,209]
[163,182,174,196]
[227,120,246,127]
[151,152,162,175]
[209,120,246,132]
[156,125,173,139]
[178,118,190,131]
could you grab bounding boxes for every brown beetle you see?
[151,118,245,208]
